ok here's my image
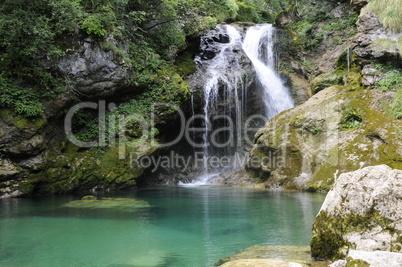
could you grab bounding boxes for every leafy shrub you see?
[236,1,272,23]
[341,107,362,130]
[389,90,402,119]
[82,15,108,36]
[374,66,402,92]
[0,74,43,117]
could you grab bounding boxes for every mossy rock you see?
[345,67,363,91]
[175,51,197,77]
[216,245,312,266]
[311,69,346,94]
[82,195,97,200]
[29,138,160,195]
[62,198,151,211]
[346,258,370,267]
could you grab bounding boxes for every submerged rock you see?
[62,198,151,211]
[82,195,97,200]
[107,250,168,267]
[311,165,402,260]
[219,259,308,267]
[217,245,312,266]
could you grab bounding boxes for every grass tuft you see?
[368,0,402,33]
[371,38,397,50]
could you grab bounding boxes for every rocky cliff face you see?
[311,165,402,260]
[58,36,131,98]
[353,5,402,63]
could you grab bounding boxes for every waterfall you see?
[183,23,294,185]
[242,24,294,118]
[197,24,246,174]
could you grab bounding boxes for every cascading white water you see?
[182,23,294,185]
[200,24,245,171]
[242,24,294,118]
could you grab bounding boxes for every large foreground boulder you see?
[311,165,402,260]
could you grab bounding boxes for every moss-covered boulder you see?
[245,83,402,190]
[62,197,151,211]
[311,165,402,260]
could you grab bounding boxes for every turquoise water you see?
[0,186,325,267]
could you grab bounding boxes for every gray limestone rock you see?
[353,6,401,60]
[58,36,130,97]
[311,165,402,260]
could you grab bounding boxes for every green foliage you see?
[388,90,402,119]
[321,15,358,32]
[224,0,240,19]
[374,63,402,91]
[0,74,43,117]
[175,52,197,77]
[0,0,82,114]
[289,0,358,51]
[374,63,402,120]
[341,107,363,130]
[368,0,402,33]
[377,71,402,91]
[279,62,295,73]
[82,15,108,36]
[235,1,272,23]
[395,126,402,136]
[72,109,100,142]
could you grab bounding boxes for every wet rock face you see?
[0,113,46,157]
[311,165,402,260]
[198,29,232,60]
[58,36,130,98]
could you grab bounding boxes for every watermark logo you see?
[64,100,339,174]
